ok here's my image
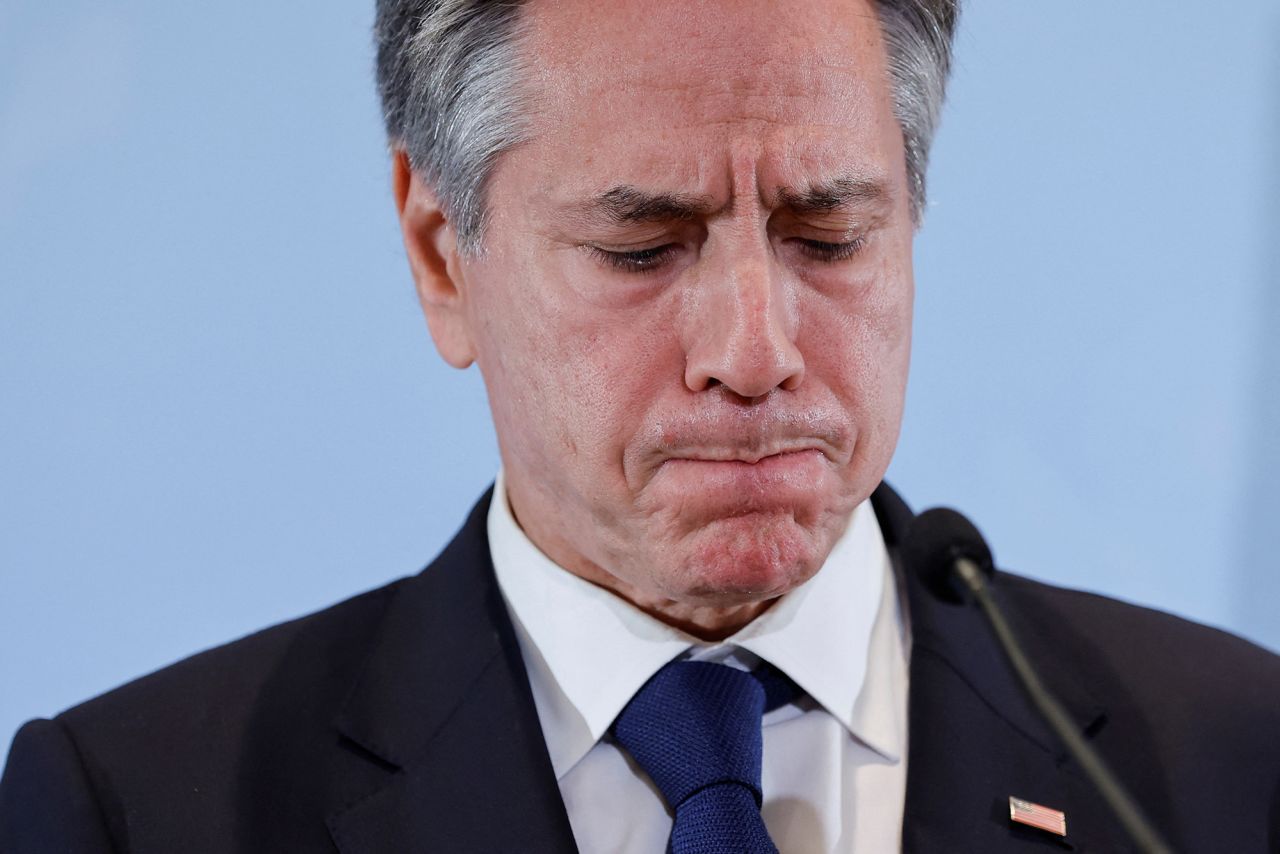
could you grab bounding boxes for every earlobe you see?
[392,149,477,369]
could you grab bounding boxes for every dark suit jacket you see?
[3,484,1279,853]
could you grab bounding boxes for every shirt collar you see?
[488,469,906,779]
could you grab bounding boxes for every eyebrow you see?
[580,185,717,225]
[569,175,889,226]
[776,176,889,214]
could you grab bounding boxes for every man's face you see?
[412,0,914,628]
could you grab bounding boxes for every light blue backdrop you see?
[3,2,1277,749]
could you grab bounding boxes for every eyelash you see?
[588,244,679,273]
[588,237,866,274]
[797,237,866,262]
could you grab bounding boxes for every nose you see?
[683,250,805,399]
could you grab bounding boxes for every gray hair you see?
[375,0,959,252]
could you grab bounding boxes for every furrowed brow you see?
[582,185,716,225]
[777,176,889,214]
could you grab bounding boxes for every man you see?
[3,0,1278,851]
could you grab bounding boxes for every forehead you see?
[523,0,885,80]
[514,0,903,205]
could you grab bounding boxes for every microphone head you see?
[902,507,996,603]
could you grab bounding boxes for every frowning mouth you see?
[629,410,853,484]
[660,438,836,465]
[646,448,833,511]
[669,448,825,465]
[658,448,830,477]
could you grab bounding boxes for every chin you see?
[665,512,827,605]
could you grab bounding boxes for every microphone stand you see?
[953,557,1176,854]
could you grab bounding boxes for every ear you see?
[392,149,476,369]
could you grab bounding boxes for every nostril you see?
[708,384,775,408]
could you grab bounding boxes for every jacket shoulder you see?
[2,491,500,852]
[2,577,416,851]
[60,578,405,738]
[1000,572,1280,737]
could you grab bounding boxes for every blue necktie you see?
[610,660,799,854]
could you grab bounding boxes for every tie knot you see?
[610,660,795,810]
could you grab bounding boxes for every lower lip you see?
[653,449,830,507]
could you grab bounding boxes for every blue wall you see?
[3,2,1277,747]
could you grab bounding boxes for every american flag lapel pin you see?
[1009,796,1067,837]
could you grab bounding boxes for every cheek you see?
[810,267,912,401]
[855,271,913,462]
[859,270,913,406]
[469,254,679,481]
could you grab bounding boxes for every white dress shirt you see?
[488,471,910,853]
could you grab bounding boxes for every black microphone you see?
[904,507,1175,854]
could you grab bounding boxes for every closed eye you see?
[794,237,866,262]
[588,244,679,274]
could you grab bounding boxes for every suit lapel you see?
[872,485,1114,852]
[326,489,577,854]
